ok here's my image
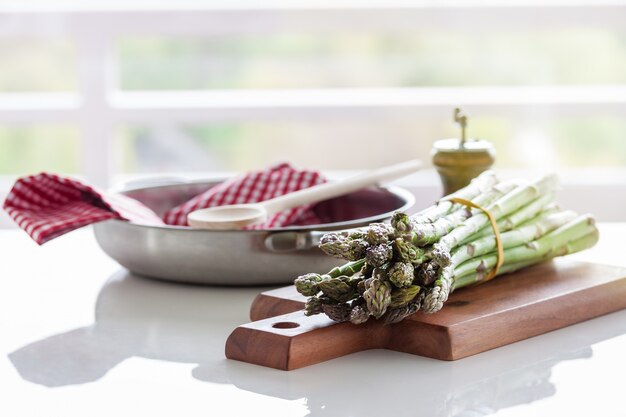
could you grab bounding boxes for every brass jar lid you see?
[432,137,495,153]
[432,108,496,195]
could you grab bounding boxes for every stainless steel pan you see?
[93,179,414,285]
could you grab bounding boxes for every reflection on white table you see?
[1,226,626,417]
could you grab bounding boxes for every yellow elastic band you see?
[446,197,504,284]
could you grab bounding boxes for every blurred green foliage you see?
[116,116,626,173]
[0,126,79,174]
[118,31,626,89]
[0,38,75,92]
[1,30,626,176]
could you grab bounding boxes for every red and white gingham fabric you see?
[3,163,326,245]
[163,163,325,228]
[2,172,164,244]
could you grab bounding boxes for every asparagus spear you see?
[450,210,578,266]
[412,215,595,314]
[382,294,423,324]
[363,278,392,319]
[295,171,598,324]
[419,208,582,314]
[453,214,596,279]
[407,181,519,246]
[294,259,365,296]
[318,180,517,264]
[410,170,499,224]
[421,265,455,314]
[500,197,558,230]
[420,177,559,313]
[452,229,599,290]
[431,174,558,267]
[328,259,366,278]
[457,194,557,245]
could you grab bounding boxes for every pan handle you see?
[264,230,328,252]
[265,226,366,252]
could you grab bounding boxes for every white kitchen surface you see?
[1,225,625,417]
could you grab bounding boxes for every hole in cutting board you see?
[272,322,300,329]
[447,300,470,307]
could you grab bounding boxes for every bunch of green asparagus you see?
[294,171,599,325]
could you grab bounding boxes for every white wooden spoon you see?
[187,159,421,230]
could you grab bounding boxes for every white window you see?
[1,1,625,222]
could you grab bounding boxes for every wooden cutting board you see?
[225,258,626,370]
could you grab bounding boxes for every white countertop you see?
[2,225,626,417]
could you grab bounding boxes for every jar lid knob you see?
[453,107,468,147]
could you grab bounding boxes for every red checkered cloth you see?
[3,164,326,245]
[3,172,164,244]
[163,163,325,228]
